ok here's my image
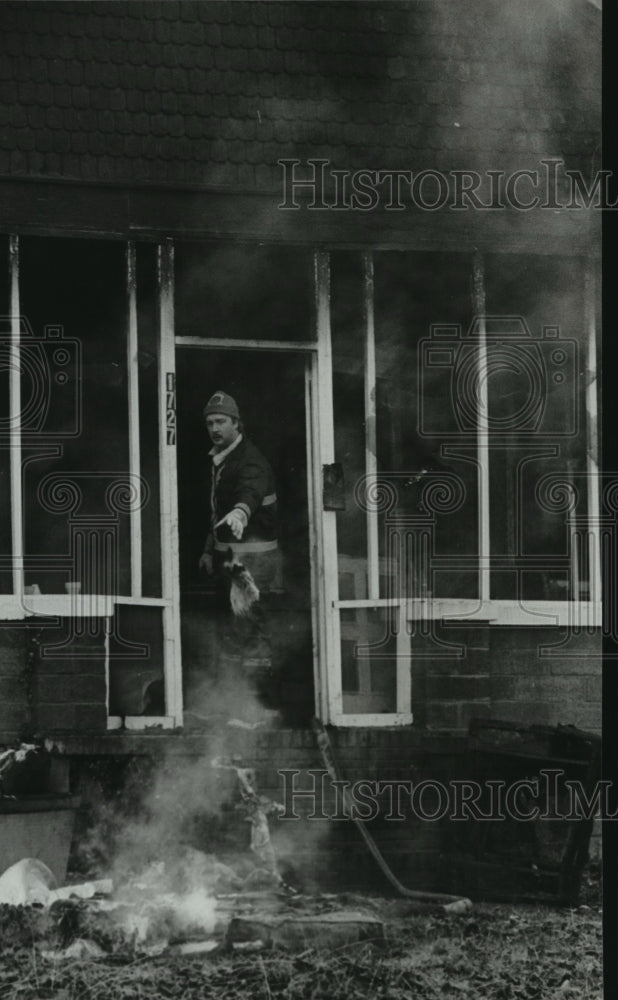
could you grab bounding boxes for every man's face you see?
[206,413,239,449]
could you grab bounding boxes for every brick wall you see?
[412,625,492,733]
[412,624,601,736]
[0,619,107,744]
[0,627,28,743]
[64,726,598,900]
[489,627,601,733]
[0,620,602,745]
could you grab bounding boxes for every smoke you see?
[263,0,600,198]
[415,0,599,181]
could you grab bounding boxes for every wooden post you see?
[157,241,183,725]
[472,251,491,606]
[315,250,341,722]
[9,235,23,597]
[584,263,601,621]
[126,242,142,599]
[363,251,380,601]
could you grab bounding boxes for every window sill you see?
[0,595,172,620]
[334,598,602,628]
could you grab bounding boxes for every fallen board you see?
[226,909,385,951]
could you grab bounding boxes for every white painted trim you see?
[395,605,413,717]
[20,595,113,617]
[175,336,317,352]
[158,242,184,727]
[363,251,380,601]
[335,596,601,627]
[4,594,593,627]
[107,716,176,731]
[9,236,23,597]
[104,616,111,716]
[113,596,172,607]
[329,713,414,727]
[315,250,341,723]
[305,359,323,721]
[472,253,491,604]
[126,242,143,598]
[584,264,601,607]
[0,595,171,621]
[336,599,407,609]
[566,459,580,601]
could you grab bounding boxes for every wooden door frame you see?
[173,337,323,722]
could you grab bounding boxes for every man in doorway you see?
[198,391,280,694]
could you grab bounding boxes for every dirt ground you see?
[0,894,603,1000]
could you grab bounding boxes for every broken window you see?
[0,235,176,726]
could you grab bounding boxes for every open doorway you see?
[176,348,315,727]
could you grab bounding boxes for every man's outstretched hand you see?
[215,509,246,540]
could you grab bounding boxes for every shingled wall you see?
[0,0,600,191]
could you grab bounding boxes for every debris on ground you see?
[226,908,385,952]
[0,743,42,795]
[0,858,113,908]
[0,896,603,999]
[0,858,57,906]
[211,756,287,888]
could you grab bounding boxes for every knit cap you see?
[203,391,240,420]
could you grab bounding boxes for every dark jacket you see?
[210,437,278,550]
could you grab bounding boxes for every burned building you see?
[0,1,604,895]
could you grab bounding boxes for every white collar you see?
[210,433,243,467]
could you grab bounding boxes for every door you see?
[176,347,316,727]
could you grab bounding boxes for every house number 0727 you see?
[166,372,176,445]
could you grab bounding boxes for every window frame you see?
[0,235,181,729]
[0,237,602,730]
[324,249,602,727]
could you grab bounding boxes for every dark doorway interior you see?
[176,349,314,727]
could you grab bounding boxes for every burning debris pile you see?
[0,849,387,961]
[0,750,389,962]
[0,734,602,1000]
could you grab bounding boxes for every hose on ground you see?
[312,718,473,914]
